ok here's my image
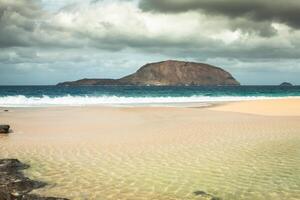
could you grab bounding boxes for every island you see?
[57,60,240,86]
[280,82,293,87]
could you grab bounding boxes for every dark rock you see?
[0,159,69,200]
[0,159,29,172]
[20,195,69,200]
[194,190,221,200]
[7,178,46,196]
[0,125,10,134]
[4,110,8,112]
[57,60,240,86]
[0,193,68,200]
[211,198,221,200]
[279,82,293,86]
[194,191,207,195]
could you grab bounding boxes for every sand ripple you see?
[0,108,300,200]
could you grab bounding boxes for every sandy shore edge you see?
[1,98,300,116]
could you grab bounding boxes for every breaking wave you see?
[0,95,292,107]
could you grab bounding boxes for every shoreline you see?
[1,98,300,116]
[0,95,300,108]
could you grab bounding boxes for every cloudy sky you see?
[1,0,300,85]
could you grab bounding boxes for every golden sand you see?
[0,100,300,200]
[210,98,300,116]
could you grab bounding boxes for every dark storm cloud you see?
[1,0,300,61]
[0,0,44,47]
[1,0,300,85]
[139,0,300,30]
[228,19,277,37]
[0,0,222,53]
[0,0,84,49]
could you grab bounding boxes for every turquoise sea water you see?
[0,85,299,106]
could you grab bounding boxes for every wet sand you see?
[0,99,300,200]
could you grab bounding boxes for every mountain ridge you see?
[57,60,240,86]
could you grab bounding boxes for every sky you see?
[1,0,300,85]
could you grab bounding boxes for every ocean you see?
[0,85,299,107]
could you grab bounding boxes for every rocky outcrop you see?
[121,60,239,86]
[279,82,293,86]
[57,60,240,86]
[193,190,221,200]
[0,125,10,134]
[0,159,68,200]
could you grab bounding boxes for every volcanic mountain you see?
[57,60,240,86]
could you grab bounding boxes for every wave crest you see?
[0,95,288,107]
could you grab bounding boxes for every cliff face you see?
[57,60,240,86]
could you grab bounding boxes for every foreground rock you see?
[0,159,68,200]
[0,125,10,134]
[279,82,293,87]
[57,60,240,86]
[194,190,221,200]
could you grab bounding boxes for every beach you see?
[1,99,300,200]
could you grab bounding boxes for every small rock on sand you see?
[0,125,10,134]
[194,191,221,200]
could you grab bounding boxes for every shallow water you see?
[0,112,300,200]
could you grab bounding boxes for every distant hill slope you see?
[279,82,293,87]
[57,60,240,86]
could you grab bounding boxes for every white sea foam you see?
[0,95,296,107]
